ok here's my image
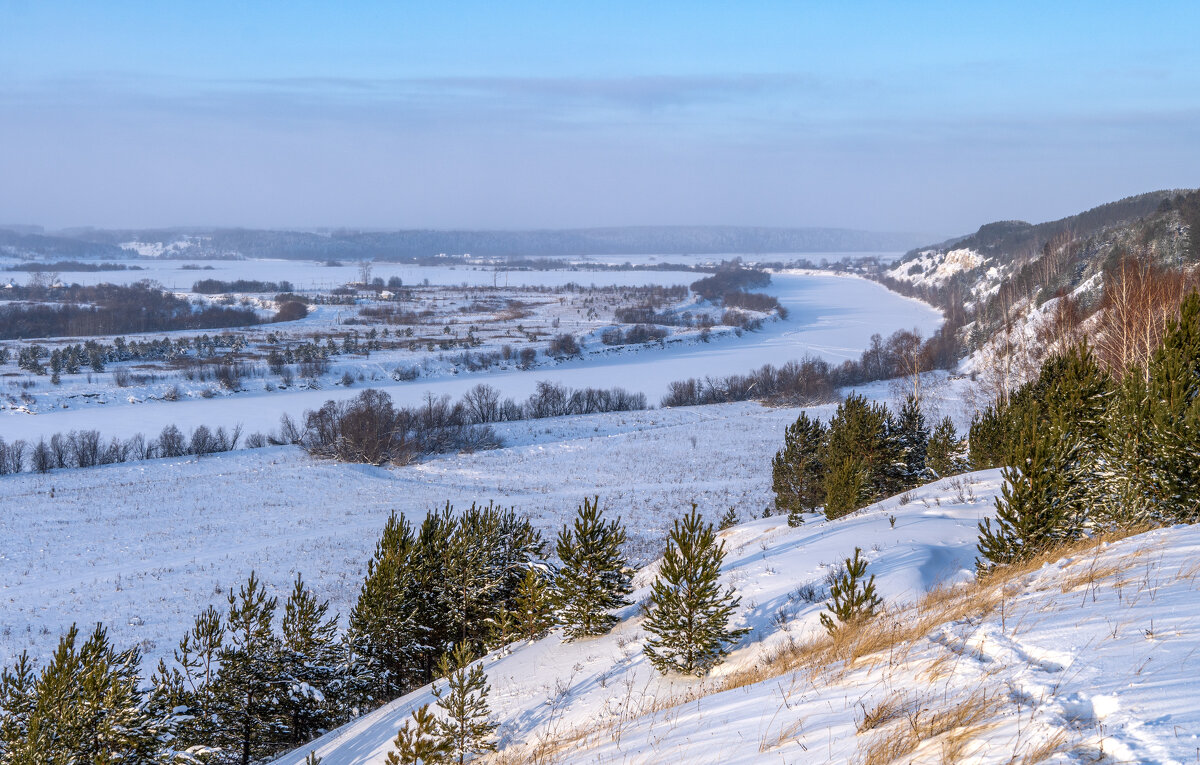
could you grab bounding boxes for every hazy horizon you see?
[2,2,1197,233]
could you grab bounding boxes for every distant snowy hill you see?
[5,225,937,262]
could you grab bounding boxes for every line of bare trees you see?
[0,424,242,476]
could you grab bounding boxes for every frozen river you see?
[0,269,940,442]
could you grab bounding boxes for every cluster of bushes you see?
[720,290,782,314]
[11,333,273,380]
[281,383,648,466]
[192,278,295,294]
[0,424,243,475]
[971,292,1200,567]
[278,389,501,465]
[663,327,955,408]
[600,323,668,346]
[546,332,581,358]
[689,263,771,301]
[771,393,967,523]
[0,283,263,340]
[357,304,434,324]
[5,261,137,272]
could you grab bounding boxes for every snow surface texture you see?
[276,478,1200,764]
[0,269,942,443]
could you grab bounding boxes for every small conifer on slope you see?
[433,644,497,765]
[820,547,882,635]
[771,411,826,525]
[386,704,450,765]
[555,497,633,640]
[643,507,748,675]
[513,567,555,642]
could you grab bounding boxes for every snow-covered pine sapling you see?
[385,704,450,765]
[305,752,323,765]
[819,547,882,635]
[512,567,555,642]
[643,506,748,676]
[433,644,497,764]
[555,496,632,640]
[718,506,739,530]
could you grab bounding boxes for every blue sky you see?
[2,1,1198,234]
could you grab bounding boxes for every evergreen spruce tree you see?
[926,416,967,479]
[894,393,930,488]
[771,412,826,524]
[280,574,343,747]
[643,507,748,675]
[819,548,882,635]
[385,704,450,765]
[433,645,497,765]
[512,567,555,642]
[1144,292,1200,521]
[214,571,284,765]
[555,497,632,640]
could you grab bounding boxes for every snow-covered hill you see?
[274,472,1200,764]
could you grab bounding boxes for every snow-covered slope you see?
[273,471,1002,764]
[277,475,1200,764]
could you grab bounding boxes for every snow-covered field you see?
[0,401,823,672]
[276,477,1200,764]
[0,270,942,443]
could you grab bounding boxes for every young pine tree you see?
[819,548,882,635]
[718,506,739,530]
[555,497,633,640]
[977,345,1110,568]
[823,456,868,520]
[215,571,284,765]
[0,652,35,759]
[894,393,930,488]
[643,507,748,676]
[512,567,555,642]
[385,704,450,765]
[433,645,497,765]
[822,394,903,515]
[1144,292,1200,522]
[771,412,826,525]
[0,625,175,762]
[925,416,967,479]
[976,407,1077,569]
[280,574,343,747]
[347,512,422,705]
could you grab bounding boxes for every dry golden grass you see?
[856,691,917,733]
[1007,729,1072,764]
[854,689,1001,765]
